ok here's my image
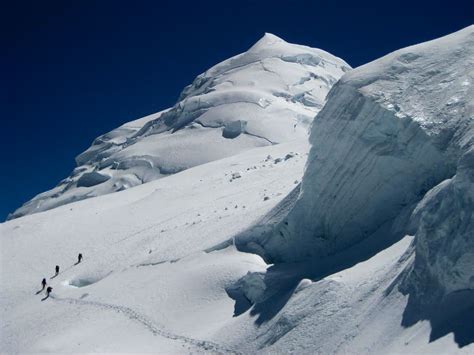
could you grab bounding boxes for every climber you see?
[77,253,83,264]
[41,278,47,290]
[55,265,59,276]
[46,286,52,297]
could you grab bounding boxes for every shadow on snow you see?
[221,186,474,348]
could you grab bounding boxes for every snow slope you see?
[1,141,309,353]
[2,27,473,354]
[9,33,349,220]
[3,137,470,354]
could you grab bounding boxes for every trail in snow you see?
[52,295,239,354]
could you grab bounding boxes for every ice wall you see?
[261,25,474,292]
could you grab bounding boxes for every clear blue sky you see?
[3,0,473,220]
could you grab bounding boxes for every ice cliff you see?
[259,26,473,298]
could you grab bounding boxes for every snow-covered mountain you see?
[9,33,349,220]
[1,27,473,354]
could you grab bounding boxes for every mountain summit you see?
[9,34,350,219]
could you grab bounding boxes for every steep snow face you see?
[10,33,350,219]
[262,26,473,264]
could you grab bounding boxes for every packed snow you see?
[2,27,473,354]
[9,33,350,220]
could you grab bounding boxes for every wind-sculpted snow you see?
[9,33,350,219]
[261,26,473,295]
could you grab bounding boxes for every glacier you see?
[9,33,350,220]
[1,27,473,354]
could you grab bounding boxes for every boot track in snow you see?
[52,296,239,354]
